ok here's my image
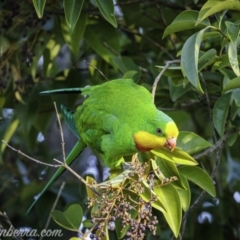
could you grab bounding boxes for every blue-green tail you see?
[39,88,82,95]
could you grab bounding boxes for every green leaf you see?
[163,10,210,38]
[226,21,240,76]
[140,180,166,213]
[156,66,183,78]
[112,56,141,82]
[223,76,240,93]
[177,131,212,154]
[61,13,87,57]
[213,92,232,136]
[232,89,240,107]
[154,184,182,237]
[1,119,19,153]
[82,219,94,228]
[227,132,238,146]
[0,36,10,56]
[176,174,191,211]
[32,0,46,18]
[169,80,192,101]
[198,49,217,71]
[151,159,166,180]
[51,204,83,231]
[151,148,198,166]
[179,166,216,197]
[84,21,120,68]
[63,0,84,33]
[155,158,186,189]
[181,28,209,93]
[95,0,117,28]
[97,169,131,187]
[86,176,97,198]
[122,70,138,81]
[212,54,230,70]
[197,1,240,24]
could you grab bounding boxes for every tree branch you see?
[152,59,181,100]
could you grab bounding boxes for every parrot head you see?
[133,112,179,152]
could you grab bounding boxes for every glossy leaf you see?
[63,0,84,33]
[213,92,232,136]
[82,219,94,228]
[226,21,240,76]
[169,81,192,101]
[151,148,198,166]
[176,174,191,211]
[223,76,240,93]
[232,89,240,107]
[151,159,166,180]
[51,204,83,231]
[112,56,141,82]
[86,176,97,198]
[97,169,131,188]
[177,131,212,154]
[197,1,240,24]
[179,166,216,197]
[154,184,182,237]
[95,0,117,28]
[155,158,186,189]
[122,70,138,81]
[198,49,217,71]
[84,22,120,67]
[61,13,87,57]
[32,0,46,18]
[0,36,10,56]
[1,119,19,153]
[163,10,210,38]
[141,180,166,213]
[212,54,231,70]
[181,28,208,93]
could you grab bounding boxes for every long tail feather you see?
[27,140,85,214]
[40,88,82,95]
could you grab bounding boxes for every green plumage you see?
[72,79,173,166]
[28,79,176,213]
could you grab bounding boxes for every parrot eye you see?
[156,128,162,134]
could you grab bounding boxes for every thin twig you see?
[2,140,62,168]
[52,104,101,197]
[103,42,119,56]
[201,73,218,144]
[54,102,66,162]
[179,191,206,239]
[157,4,177,52]
[151,59,181,101]
[84,60,108,81]
[39,181,66,240]
[194,128,237,160]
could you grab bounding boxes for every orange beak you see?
[164,137,177,151]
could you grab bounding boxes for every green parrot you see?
[27,79,179,212]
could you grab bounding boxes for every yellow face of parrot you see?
[134,121,179,152]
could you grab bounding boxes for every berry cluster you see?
[86,157,160,240]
